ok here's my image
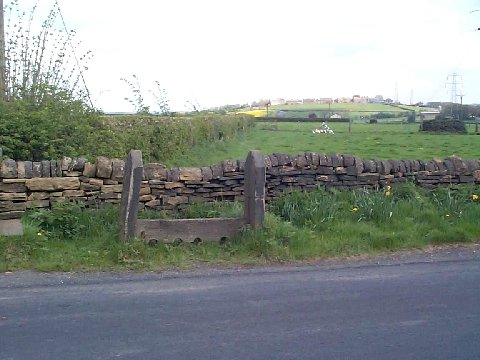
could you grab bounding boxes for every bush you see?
[0,97,115,161]
[27,201,87,240]
[419,118,467,133]
[101,115,255,163]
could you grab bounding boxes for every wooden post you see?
[119,150,143,241]
[244,150,266,228]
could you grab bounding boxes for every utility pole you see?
[0,0,5,101]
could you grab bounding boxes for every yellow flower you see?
[37,232,43,236]
[473,194,479,201]
[385,191,392,196]
[352,207,359,212]
[386,185,392,191]
[446,214,450,217]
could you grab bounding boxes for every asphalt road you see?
[1,246,479,360]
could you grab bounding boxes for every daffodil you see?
[385,191,392,196]
[352,207,359,212]
[37,232,43,236]
[473,194,479,201]
[446,214,450,217]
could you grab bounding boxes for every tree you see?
[3,0,92,105]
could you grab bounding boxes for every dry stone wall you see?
[1,153,480,220]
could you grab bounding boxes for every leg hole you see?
[193,237,202,245]
[148,239,158,246]
[219,236,229,245]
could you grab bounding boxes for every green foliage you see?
[179,201,243,219]
[27,201,87,240]
[420,119,467,133]
[102,115,255,164]
[0,98,113,160]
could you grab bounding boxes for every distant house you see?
[318,98,333,104]
[285,99,303,105]
[302,98,316,104]
[270,98,285,106]
[337,97,352,103]
[353,95,369,104]
[330,113,342,119]
[369,95,385,104]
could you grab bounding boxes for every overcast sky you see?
[7,0,480,111]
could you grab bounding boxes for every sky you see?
[6,0,480,112]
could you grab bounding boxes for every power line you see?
[54,0,94,108]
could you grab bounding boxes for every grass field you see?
[174,122,480,167]
[237,103,437,120]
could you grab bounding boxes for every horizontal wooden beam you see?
[136,217,247,244]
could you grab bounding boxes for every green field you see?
[174,122,480,167]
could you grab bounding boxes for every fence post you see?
[244,150,266,228]
[119,150,143,241]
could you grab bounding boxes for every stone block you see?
[17,162,26,179]
[1,159,17,179]
[139,186,151,195]
[0,211,24,220]
[26,200,50,209]
[0,192,27,201]
[41,161,51,177]
[144,163,167,180]
[165,182,184,190]
[343,155,355,167]
[201,167,213,182]
[222,160,237,173]
[25,177,80,191]
[145,199,162,208]
[0,201,27,212]
[210,164,223,179]
[0,181,27,193]
[61,157,72,171]
[27,192,50,201]
[363,160,377,173]
[268,154,279,167]
[310,153,320,166]
[0,219,23,236]
[63,190,85,197]
[179,167,202,181]
[72,157,87,171]
[50,161,58,178]
[295,154,309,168]
[170,168,180,182]
[83,162,97,177]
[32,162,42,177]
[101,184,123,193]
[139,195,156,202]
[111,159,125,181]
[163,196,189,206]
[24,161,33,178]
[95,156,113,179]
[88,178,104,187]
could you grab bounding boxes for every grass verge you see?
[1,183,479,272]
